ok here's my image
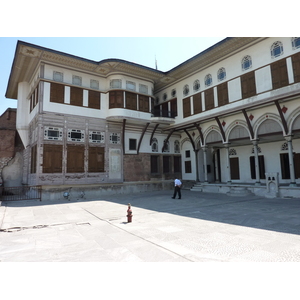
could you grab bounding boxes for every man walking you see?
[172,178,182,199]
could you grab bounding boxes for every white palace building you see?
[4,37,300,199]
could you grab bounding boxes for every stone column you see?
[194,149,200,182]
[202,146,208,183]
[252,140,261,185]
[286,136,296,186]
[224,143,231,184]
[213,149,220,183]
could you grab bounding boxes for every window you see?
[125,92,137,110]
[67,129,85,142]
[30,86,39,112]
[88,90,100,109]
[242,55,252,71]
[151,155,159,173]
[126,81,136,91]
[183,97,191,118]
[271,58,289,89]
[163,139,170,152]
[88,147,105,172]
[217,68,226,81]
[185,150,190,158]
[109,90,123,108]
[193,92,202,114]
[43,144,63,173]
[250,156,265,179]
[292,52,300,83]
[89,131,105,143]
[139,84,148,94]
[72,75,82,86]
[53,71,63,82]
[44,127,63,141]
[174,140,180,153]
[70,86,83,106]
[163,93,167,101]
[230,157,240,179]
[204,87,214,110]
[292,37,300,50]
[171,89,176,98]
[129,139,137,150]
[67,145,84,173]
[30,145,37,174]
[151,138,158,152]
[138,95,149,112]
[217,82,229,106]
[90,79,99,90]
[185,161,192,173]
[241,71,256,99]
[271,41,283,58]
[110,79,122,89]
[193,80,200,91]
[50,82,64,104]
[183,84,189,96]
[170,99,177,117]
[110,133,120,144]
[205,74,212,87]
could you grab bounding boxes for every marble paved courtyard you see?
[1,190,300,262]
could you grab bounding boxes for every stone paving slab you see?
[1,190,300,262]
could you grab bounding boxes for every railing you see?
[0,185,42,201]
[151,109,176,118]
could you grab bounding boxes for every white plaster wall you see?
[255,66,272,94]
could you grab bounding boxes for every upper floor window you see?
[292,37,300,50]
[151,138,158,152]
[217,68,226,81]
[110,79,122,89]
[204,74,212,87]
[53,71,63,82]
[44,126,63,141]
[193,80,200,91]
[163,139,170,152]
[171,89,176,98]
[183,84,189,96]
[163,93,167,101]
[139,84,148,94]
[109,133,120,144]
[174,140,180,153]
[72,75,82,86]
[126,81,136,91]
[90,79,99,90]
[271,41,283,58]
[68,129,85,142]
[89,131,105,143]
[242,55,252,71]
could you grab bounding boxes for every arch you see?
[287,106,300,133]
[271,41,283,58]
[194,135,202,149]
[242,55,252,71]
[253,113,285,139]
[225,120,252,143]
[203,126,223,145]
[180,137,192,149]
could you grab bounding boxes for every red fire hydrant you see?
[127,203,132,223]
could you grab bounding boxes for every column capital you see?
[284,135,293,142]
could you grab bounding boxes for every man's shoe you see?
[178,198,181,199]
[171,197,175,199]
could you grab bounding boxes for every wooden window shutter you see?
[67,145,85,173]
[125,92,137,110]
[292,52,300,83]
[151,155,159,173]
[271,58,289,90]
[241,71,256,99]
[217,82,229,106]
[138,95,149,112]
[43,144,63,173]
[31,144,37,173]
[170,98,177,117]
[230,157,240,179]
[185,161,192,173]
[193,92,202,114]
[204,88,214,110]
[183,97,191,118]
[88,147,105,172]
[294,153,300,179]
[161,102,168,117]
[50,82,64,104]
[109,91,123,108]
[70,86,83,106]
[88,90,100,109]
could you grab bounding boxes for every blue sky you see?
[0,37,225,115]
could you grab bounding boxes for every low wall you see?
[41,180,174,201]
